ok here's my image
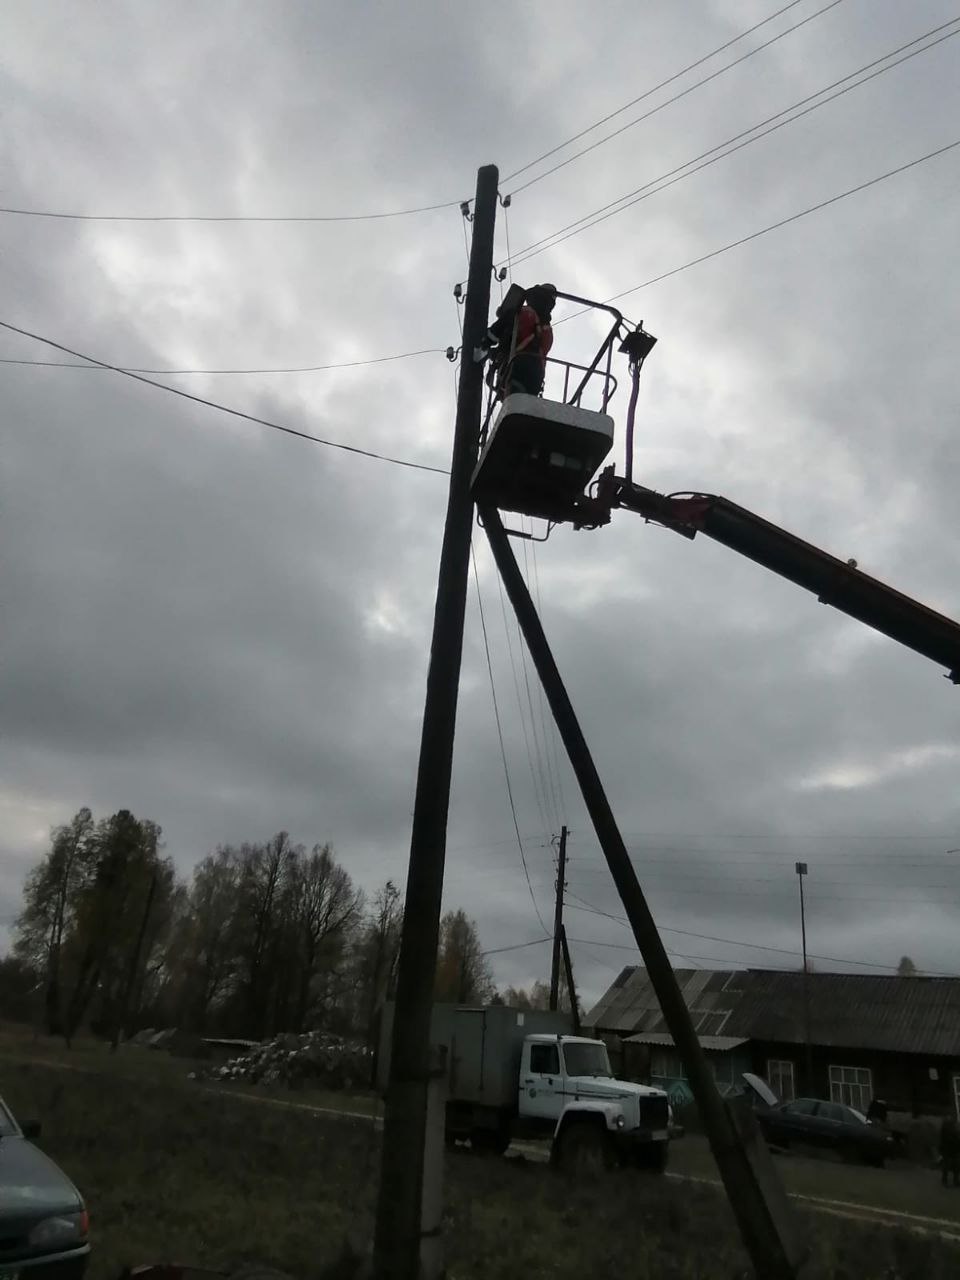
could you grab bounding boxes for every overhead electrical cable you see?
[551,138,960,324]
[562,893,957,974]
[505,19,960,269]
[0,348,445,374]
[0,197,463,224]
[503,0,820,184]
[604,138,960,303]
[481,936,552,957]
[530,537,567,822]
[495,570,553,838]
[517,533,561,835]
[506,0,848,196]
[0,319,449,476]
[471,546,550,934]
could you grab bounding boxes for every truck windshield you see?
[562,1042,611,1078]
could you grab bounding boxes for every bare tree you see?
[14,807,96,1034]
[435,909,495,1004]
[289,844,363,1031]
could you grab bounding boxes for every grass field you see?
[2,1032,959,1279]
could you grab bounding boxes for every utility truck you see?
[379,1003,670,1172]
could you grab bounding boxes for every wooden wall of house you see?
[750,1040,960,1117]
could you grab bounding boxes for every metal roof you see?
[625,1033,749,1052]
[585,967,960,1058]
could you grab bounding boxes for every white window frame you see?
[766,1058,795,1103]
[829,1064,872,1112]
[953,1074,960,1121]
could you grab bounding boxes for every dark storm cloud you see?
[3,0,959,998]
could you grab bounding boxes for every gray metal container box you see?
[378,1003,572,1107]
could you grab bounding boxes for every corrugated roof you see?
[585,967,960,1057]
[625,1033,749,1052]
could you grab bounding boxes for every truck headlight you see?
[28,1210,88,1249]
[615,1114,625,1129]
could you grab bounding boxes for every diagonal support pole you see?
[481,504,807,1280]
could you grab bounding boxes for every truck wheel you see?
[555,1120,615,1176]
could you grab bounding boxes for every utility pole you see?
[549,825,568,1011]
[483,506,806,1280]
[372,164,498,1280]
[796,861,813,1094]
[559,925,580,1033]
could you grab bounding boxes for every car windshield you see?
[562,1042,611,1077]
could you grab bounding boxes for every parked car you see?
[741,1077,902,1168]
[0,1093,90,1276]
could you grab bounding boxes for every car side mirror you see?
[21,1120,41,1140]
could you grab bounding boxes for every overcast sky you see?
[3,0,959,1008]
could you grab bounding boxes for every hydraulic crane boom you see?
[592,473,960,685]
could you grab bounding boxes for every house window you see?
[829,1064,872,1112]
[650,1048,683,1079]
[953,1075,960,1121]
[767,1059,795,1103]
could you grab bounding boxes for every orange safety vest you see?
[514,305,554,360]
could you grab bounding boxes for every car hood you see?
[0,1136,83,1221]
[566,1076,666,1100]
[740,1072,779,1108]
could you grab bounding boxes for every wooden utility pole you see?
[483,505,807,1280]
[559,925,580,1033]
[372,164,498,1280]
[549,825,568,1011]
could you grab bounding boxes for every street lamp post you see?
[796,861,813,1094]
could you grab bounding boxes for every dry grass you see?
[2,1051,960,1280]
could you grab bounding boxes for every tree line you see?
[6,806,533,1047]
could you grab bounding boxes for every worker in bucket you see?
[488,283,557,399]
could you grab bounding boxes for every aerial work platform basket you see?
[470,286,655,530]
[471,393,614,524]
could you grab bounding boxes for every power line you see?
[471,545,549,934]
[0,348,445,375]
[520,526,562,832]
[602,137,960,305]
[566,937,799,973]
[562,892,958,974]
[514,541,560,837]
[481,936,551,957]
[529,536,567,823]
[503,0,813,184]
[506,0,847,196]
[495,565,553,837]
[0,198,463,224]
[567,882,960,907]
[506,19,960,270]
[0,319,449,476]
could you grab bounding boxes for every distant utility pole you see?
[372,164,498,1280]
[796,861,813,1093]
[549,825,568,1011]
[559,925,580,1033]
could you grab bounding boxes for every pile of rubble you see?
[199,1030,373,1090]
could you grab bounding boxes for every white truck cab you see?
[379,1003,671,1173]
[519,1033,670,1171]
